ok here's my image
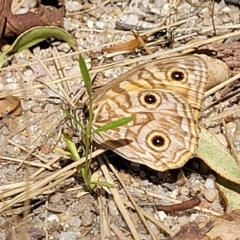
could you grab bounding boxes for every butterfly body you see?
[88,55,208,171]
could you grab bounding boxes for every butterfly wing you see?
[90,55,208,171]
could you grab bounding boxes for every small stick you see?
[155,195,201,213]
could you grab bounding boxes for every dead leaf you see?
[198,54,232,89]
[0,96,22,117]
[201,210,240,239]
[102,35,148,52]
[171,221,214,240]
[0,0,65,38]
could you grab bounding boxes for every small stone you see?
[125,14,139,25]
[141,179,150,186]
[189,213,199,222]
[49,192,62,203]
[191,183,202,193]
[5,72,12,79]
[95,21,105,29]
[203,188,218,202]
[170,188,179,199]
[81,209,95,226]
[68,217,82,228]
[205,174,216,189]
[178,216,189,226]
[86,20,94,29]
[113,55,124,62]
[161,3,170,16]
[15,7,29,14]
[132,181,140,187]
[139,170,147,178]
[31,105,42,113]
[180,187,190,196]
[65,1,83,11]
[1,126,9,136]
[108,200,119,216]
[57,43,71,53]
[211,199,224,214]
[23,0,37,8]
[58,231,79,240]
[4,83,20,91]
[156,211,167,221]
[48,214,59,222]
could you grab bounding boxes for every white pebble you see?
[161,3,170,16]
[66,1,83,11]
[113,55,124,62]
[108,200,119,216]
[15,7,29,14]
[203,188,218,202]
[125,14,139,25]
[5,72,12,79]
[57,43,71,53]
[87,20,94,29]
[141,180,150,186]
[169,188,179,199]
[95,21,105,29]
[47,214,59,222]
[3,83,20,91]
[205,174,216,189]
[189,213,199,222]
[31,105,42,113]
[180,187,190,196]
[23,69,33,77]
[1,126,9,136]
[23,0,37,8]
[156,211,167,221]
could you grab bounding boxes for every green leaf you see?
[93,117,134,134]
[197,126,240,185]
[217,178,240,211]
[63,133,81,161]
[79,55,92,98]
[0,26,78,68]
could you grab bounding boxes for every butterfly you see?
[85,55,208,171]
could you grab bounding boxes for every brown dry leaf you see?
[102,35,148,52]
[0,96,22,117]
[0,0,65,38]
[201,210,240,239]
[171,221,214,240]
[199,54,232,89]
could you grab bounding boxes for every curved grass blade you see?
[92,117,134,134]
[79,55,92,98]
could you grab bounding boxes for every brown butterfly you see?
[86,55,208,171]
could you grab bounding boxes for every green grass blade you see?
[92,117,134,134]
[89,181,115,188]
[63,133,81,161]
[79,55,92,98]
